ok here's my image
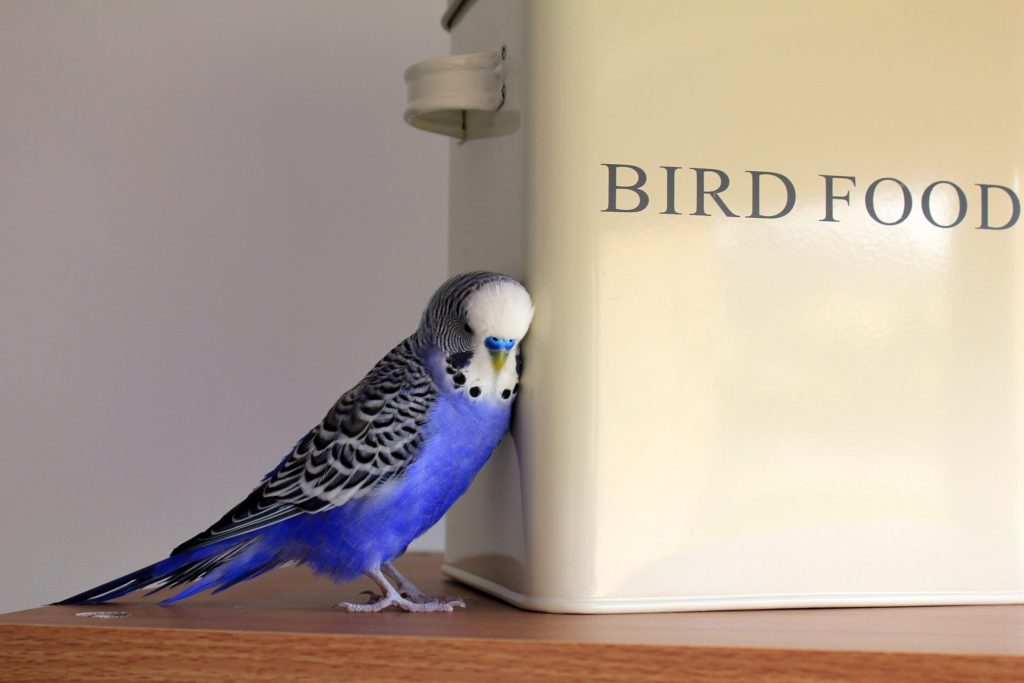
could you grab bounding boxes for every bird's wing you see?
[171,338,436,555]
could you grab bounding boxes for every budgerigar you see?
[57,272,533,612]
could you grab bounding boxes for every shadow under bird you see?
[57,272,534,612]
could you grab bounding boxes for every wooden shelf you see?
[2,552,1023,681]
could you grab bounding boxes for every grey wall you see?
[0,1,449,613]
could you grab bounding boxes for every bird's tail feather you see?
[157,552,283,606]
[53,560,168,605]
[54,536,268,605]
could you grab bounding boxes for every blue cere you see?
[485,336,516,351]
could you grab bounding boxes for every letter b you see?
[602,163,649,213]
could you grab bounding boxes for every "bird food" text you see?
[601,163,1020,230]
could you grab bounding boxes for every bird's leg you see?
[382,562,465,609]
[336,565,466,613]
[381,562,427,600]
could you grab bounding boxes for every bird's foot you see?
[336,594,465,613]
[336,564,467,612]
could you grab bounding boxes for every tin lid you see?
[441,0,474,31]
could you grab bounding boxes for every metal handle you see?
[404,48,506,140]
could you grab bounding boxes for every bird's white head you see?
[464,279,534,373]
[418,272,534,398]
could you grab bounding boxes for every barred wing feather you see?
[171,338,435,555]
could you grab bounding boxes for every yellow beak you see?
[489,348,509,373]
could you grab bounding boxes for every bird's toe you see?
[406,597,466,612]
[336,598,389,613]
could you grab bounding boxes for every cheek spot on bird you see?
[469,387,481,398]
[501,389,511,400]
[453,373,466,387]
[447,351,473,369]
[445,367,455,375]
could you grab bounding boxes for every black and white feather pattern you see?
[172,336,436,555]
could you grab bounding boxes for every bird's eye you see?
[463,323,473,335]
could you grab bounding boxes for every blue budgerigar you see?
[57,272,534,612]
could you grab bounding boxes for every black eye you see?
[463,323,473,335]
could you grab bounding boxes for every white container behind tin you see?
[406,0,1024,612]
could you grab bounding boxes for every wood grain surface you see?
[2,553,1023,682]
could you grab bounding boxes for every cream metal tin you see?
[409,0,1024,613]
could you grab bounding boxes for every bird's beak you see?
[489,348,509,373]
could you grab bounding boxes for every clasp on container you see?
[404,47,507,140]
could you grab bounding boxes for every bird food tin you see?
[405,0,1024,612]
